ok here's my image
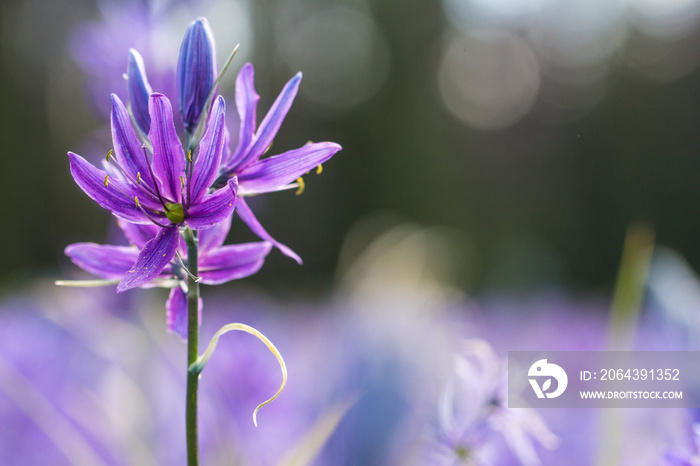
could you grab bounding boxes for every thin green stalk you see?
[184,227,200,466]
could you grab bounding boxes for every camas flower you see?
[83,15,342,266]
[68,92,237,291]
[65,219,272,339]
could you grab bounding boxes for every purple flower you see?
[66,219,272,339]
[77,11,342,265]
[177,17,217,133]
[663,423,700,466]
[215,63,342,262]
[423,339,558,465]
[69,92,237,291]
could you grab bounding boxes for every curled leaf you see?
[189,322,286,426]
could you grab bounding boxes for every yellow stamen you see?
[187,150,192,163]
[137,172,142,184]
[295,177,305,195]
[106,149,113,161]
[134,196,140,208]
[104,175,109,187]
[316,164,323,175]
[180,176,185,190]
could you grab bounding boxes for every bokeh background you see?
[4,0,700,296]
[3,0,700,464]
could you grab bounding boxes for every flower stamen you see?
[295,177,305,195]
[106,148,161,201]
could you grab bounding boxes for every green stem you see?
[183,227,200,466]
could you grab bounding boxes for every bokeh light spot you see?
[438,30,540,130]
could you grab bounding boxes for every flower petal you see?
[199,216,231,252]
[65,243,140,279]
[126,49,153,136]
[149,93,186,203]
[199,242,272,285]
[235,197,302,264]
[177,17,217,132]
[117,219,159,249]
[110,94,155,189]
[238,141,341,195]
[185,178,237,230]
[224,63,259,170]
[189,95,226,203]
[117,226,180,292]
[69,152,150,224]
[236,71,301,170]
[166,287,202,341]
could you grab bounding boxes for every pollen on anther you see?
[104,175,109,187]
[187,151,192,163]
[137,172,142,184]
[180,176,185,189]
[135,196,140,208]
[316,164,323,175]
[106,149,113,162]
[295,177,305,195]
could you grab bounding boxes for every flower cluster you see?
[65,17,341,338]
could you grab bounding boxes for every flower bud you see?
[126,49,153,135]
[177,17,217,133]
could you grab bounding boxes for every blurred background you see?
[4,0,700,297]
[3,0,700,464]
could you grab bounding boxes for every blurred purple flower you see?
[69,93,237,291]
[664,423,700,466]
[423,339,558,465]
[71,0,177,117]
